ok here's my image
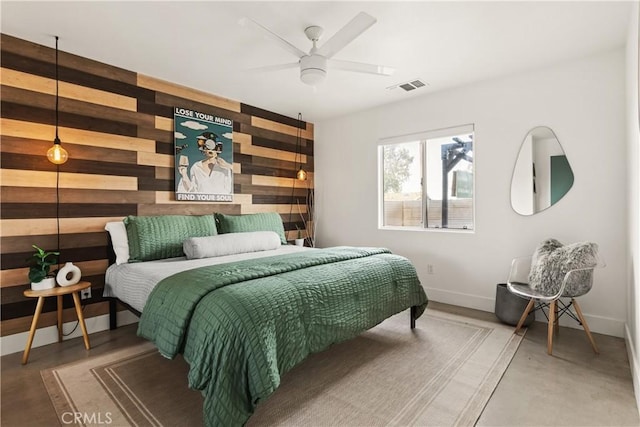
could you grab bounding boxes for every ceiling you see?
[1,1,632,123]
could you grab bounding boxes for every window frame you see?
[377,124,475,233]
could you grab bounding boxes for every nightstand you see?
[22,281,92,364]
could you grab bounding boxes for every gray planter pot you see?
[494,283,535,326]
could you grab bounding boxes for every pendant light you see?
[288,113,307,243]
[47,36,68,165]
[295,113,307,181]
[46,35,68,271]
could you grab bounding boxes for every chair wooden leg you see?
[554,301,560,335]
[572,299,599,354]
[547,300,556,355]
[514,298,535,335]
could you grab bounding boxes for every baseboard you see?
[0,311,139,357]
[425,286,496,312]
[425,286,626,338]
[625,324,640,419]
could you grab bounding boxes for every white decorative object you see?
[31,277,56,291]
[294,238,304,247]
[57,262,81,286]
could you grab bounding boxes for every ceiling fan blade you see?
[239,17,307,59]
[330,59,395,76]
[245,62,300,73]
[316,12,377,59]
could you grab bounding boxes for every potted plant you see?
[28,245,59,290]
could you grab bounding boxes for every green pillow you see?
[125,214,217,262]
[215,212,287,245]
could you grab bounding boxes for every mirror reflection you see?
[511,126,574,216]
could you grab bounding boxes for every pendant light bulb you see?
[47,139,68,165]
[296,167,307,181]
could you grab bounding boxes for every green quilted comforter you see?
[138,246,428,426]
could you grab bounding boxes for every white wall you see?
[316,48,627,337]
[625,0,640,416]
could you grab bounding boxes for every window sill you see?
[378,225,475,234]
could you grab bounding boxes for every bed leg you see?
[109,299,117,330]
[410,306,417,329]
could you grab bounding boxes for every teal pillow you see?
[125,214,217,262]
[214,212,287,245]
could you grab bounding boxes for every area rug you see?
[41,308,524,426]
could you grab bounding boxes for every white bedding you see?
[103,245,311,313]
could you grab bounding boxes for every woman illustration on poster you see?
[177,132,233,195]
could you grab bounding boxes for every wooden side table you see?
[22,281,92,364]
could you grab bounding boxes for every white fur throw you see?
[183,231,281,259]
[528,238,599,297]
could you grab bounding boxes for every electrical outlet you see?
[427,264,434,275]
[80,287,91,300]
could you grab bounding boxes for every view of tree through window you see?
[382,141,423,227]
[379,125,474,230]
[383,144,415,193]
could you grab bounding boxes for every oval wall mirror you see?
[511,126,574,216]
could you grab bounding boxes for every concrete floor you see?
[1,302,639,426]
[456,302,640,427]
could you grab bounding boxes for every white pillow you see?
[184,231,281,259]
[105,221,130,265]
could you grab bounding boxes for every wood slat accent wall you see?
[0,34,314,336]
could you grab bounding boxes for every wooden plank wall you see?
[0,34,314,337]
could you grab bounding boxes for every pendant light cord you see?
[288,113,303,232]
[56,163,61,262]
[55,36,61,264]
[55,36,60,143]
[296,113,302,169]
[53,38,75,331]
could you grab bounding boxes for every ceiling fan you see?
[240,12,395,86]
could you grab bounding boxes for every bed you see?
[103,213,428,426]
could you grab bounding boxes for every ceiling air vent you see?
[387,78,428,92]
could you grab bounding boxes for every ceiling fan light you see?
[300,54,327,86]
[300,68,326,86]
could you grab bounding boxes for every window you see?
[379,124,474,231]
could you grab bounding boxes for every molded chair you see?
[507,253,604,355]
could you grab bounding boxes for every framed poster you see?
[174,107,233,202]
